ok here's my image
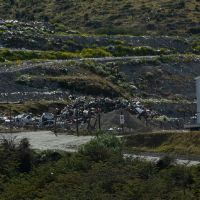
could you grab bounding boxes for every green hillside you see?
[0,0,199,35]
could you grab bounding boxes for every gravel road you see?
[0,131,93,152]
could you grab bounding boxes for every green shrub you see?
[193,45,200,53]
[156,156,174,169]
[17,138,32,173]
[54,23,67,32]
[111,45,135,56]
[95,65,108,76]
[79,133,123,161]
[80,48,112,58]
[0,47,114,62]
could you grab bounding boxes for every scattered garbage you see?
[0,97,160,132]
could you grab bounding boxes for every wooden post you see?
[6,93,12,133]
[9,103,12,133]
[98,108,101,131]
[76,109,79,136]
[120,110,124,134]
[54,108,58,136]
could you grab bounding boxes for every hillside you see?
[0,19,199,123]
[1,2,200,199]
[0,0,199,35]
[0,54,199,118]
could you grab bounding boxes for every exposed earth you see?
[0,131,93,152]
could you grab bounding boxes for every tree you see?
[17,138,32,173]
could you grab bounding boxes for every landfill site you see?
[0,19,199,147]
[0,96,153,133]
[0,94,189,135]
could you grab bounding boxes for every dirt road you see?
[0,131,93,152]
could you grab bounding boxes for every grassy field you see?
[0,0,199,35]
[125,131,200,156]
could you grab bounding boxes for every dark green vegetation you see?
[0,134,200,199]
[0,0,199,35]
[193,40,200,53]
[125,131,200,155]
[0,48,109,62]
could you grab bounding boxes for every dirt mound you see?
[100,109,150,132]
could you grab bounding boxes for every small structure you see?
[185,76,200,130]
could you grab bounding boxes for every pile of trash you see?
[0,97,158,132]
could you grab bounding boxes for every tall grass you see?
[126,131,200,155]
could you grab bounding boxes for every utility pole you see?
[120,110,125,134]
[76,108,79,136]
[9,103,12,133]
[6,93,12,133]
[98,108,101,131]
[54,108,58,136]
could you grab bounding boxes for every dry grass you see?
[125,131,200,155]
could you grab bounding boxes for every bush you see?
[79,133,123,161]
[1,135,17,151]
[156,156,174,169]
[34,150,62,165]
[0,47,114,62]
[80,48,112,58]
[193,45,200,53]
[0,137,33,175]
[17,138,32,173]
[175,0,186,9]
[189,27,200,34]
